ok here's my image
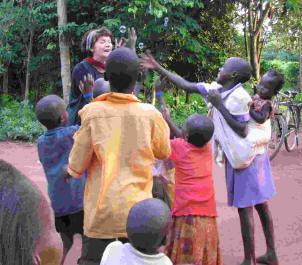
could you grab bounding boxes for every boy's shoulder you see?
[37,126,79,144]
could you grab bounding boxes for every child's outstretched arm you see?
[208,90,248,137]
[162,107,183,138]
[249,103,271,124]
[141,52,200,94]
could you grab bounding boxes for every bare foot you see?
[256,252,279,265]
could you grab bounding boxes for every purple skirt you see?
[225,152,276,208]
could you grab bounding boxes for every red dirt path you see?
[1,139,302,265]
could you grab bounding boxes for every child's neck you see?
[134,245,158,255]
[221,81,240,92]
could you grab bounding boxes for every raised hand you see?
[127,27,137,51]
[140,51,160,70]
[207,89,223,108]
[115,37,127,49]
[79,74,94,95]
[154,75,168,92]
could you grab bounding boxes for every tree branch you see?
[255,2,271,36]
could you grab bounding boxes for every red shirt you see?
[170,138,217,217]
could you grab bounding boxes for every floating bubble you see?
[164,0,168,3]
[119,25,126,34]
[138,42,144,50]
[164,17,169,27]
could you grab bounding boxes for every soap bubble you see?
[164,17,169,27]
[164,0,168,3]
[138,42,144,50]
[119,25,126,34]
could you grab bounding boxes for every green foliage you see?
[261,59,299,89]
[0,95,43,141]
[162,92,208,125]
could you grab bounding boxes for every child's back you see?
[36,95,85,217]
[164,114,221,265]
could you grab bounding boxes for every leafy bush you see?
[261,59,299,89]
[0,95,43,141]
[161,92,208,125]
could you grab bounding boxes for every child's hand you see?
[79,74,94,95]
[208,89,222,108]
[61,165,72,183]
[127,27,137,51]
[115,37,127,49]
[140,51,160,70]
[162,107,171,120]
[154,76,168,92]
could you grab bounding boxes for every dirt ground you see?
[0,137,302,265]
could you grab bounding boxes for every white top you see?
[100,241,173,265]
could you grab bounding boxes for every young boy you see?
[67,47,171,265]
[142,55,279,265]
[100,198,173,265]
[36,95,86,265]
[93,78,110,98]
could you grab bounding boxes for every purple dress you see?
[226,152,276,208]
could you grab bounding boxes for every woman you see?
[0,159,63,265]
[67,27,137,125]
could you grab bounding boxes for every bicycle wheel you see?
[268,115,286,161]
[284,106,299,152]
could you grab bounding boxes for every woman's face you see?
[92,36,113,61]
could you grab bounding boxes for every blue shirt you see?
[37,126,86,217]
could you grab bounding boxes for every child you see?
[158,93,221,264]
[141,55,280,265]
[36,95,86,265]
[67,47,170,264]
[0,160,63,265]
[249,70,284,124]
[93,78,110,98]
[100,198,173,265]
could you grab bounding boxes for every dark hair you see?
[93,78,110,98]
[185,114,214,147]
[126,198,170,253]
[35,95,66,130]
[0,160,42,265]
[266,69,285,94]
[105,47,139,93]
[81,27,113,55]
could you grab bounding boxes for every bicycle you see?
[279,91,301,152]
[268,90,302,160]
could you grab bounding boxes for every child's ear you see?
[60,112,68,126]
[104,72,109,81]
[231,71,238,79]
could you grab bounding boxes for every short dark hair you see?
[0,160,42,265]
[126,198,170,253]
[225,57,252,83]
[81,27,113,55]
[266,69,285,94]
[185,114,214,147]
[35,95,66,130]
[105,47,139,93]
[93,78,110,98]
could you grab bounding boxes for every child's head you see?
[256,70,284,100]
[216,57,252,86]
[105,47,139,93]
[93,78,110,98]
[35,95,67,130]
[184,114,214,148]
[126,198,171,254]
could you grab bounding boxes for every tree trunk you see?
[57,0,71,105]
[185,91,190,104]
[2,66,9,94]
[24,27,34,101]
